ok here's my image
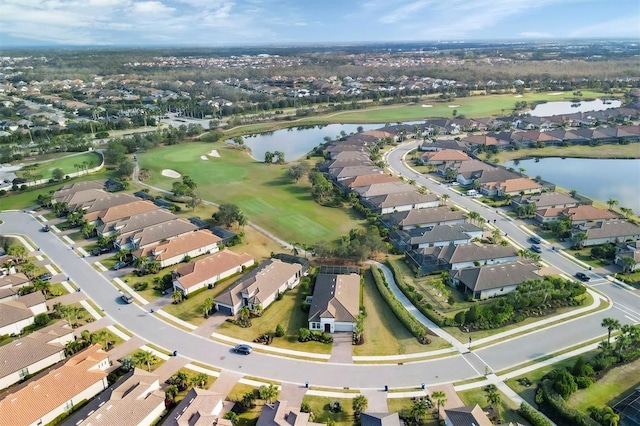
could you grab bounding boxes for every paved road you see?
[1,143,638,387]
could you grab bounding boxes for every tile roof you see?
[0,301,33,328]
[341,173,399,189]
[365,191,439,209]
[56,189,109,209]
[164,387,224,426]
[515,192,579,208]
[453,260,540,292]
[308,273,360,323]
[420,149,471,162]
[403,223,483,245]
[257,400,324,426]
[0,345,109,426]
[579,220,640,240]
[0,321,72,380]
[85,199,158,223]
[0,272,30,288]
[175,249,255,289]
[139,230,221,261]
[127,219,198,249]
[110,209,178,238]
[82,193,139,214]
[356,182,415,198]
[497,178,542,193]
[380,207,467,228]
[419,242,518,265]
[564,205,617,222]
[444,404,492,426]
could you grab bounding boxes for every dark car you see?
[575,272,591,282]
[233,344,253,355]
[92,246,110,256]
[112,261,128,271]
[41,224,50,232]
[37,273,52,281]
[530,244,542,253]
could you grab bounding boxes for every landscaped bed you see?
[300,396,355,426]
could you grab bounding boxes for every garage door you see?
[217,305,233,315]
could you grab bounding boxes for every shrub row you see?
[539,379,599,426]
[298,328,333,343]
[519,403,552,426]
[385,259,451,327]
[371,265,429,343]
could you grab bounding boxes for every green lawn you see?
[137,142,363,245]
[216,284,332,354]
[227,383,263,426]
[16,152,102,180]
[568,357,640,413]
[458,388,531,425]
[354,269,448,356]
[303,91,618,123]
[48,282,70,298]
[301,396,355,426]
[387,398,438,425]
[127,349,166,372]
[566,247,614,269]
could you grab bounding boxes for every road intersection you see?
[0,140,638,390]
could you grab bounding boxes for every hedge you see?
[385,259,451,327]
[519,403,553,426]
[540,379,599,426]
[371,265,429,342]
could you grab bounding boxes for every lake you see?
[235,123,383,161]
[504,157,640,214]
[528,99,621,117]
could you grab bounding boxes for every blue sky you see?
[0,0,638,47]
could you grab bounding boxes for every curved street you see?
[0,141,638,389]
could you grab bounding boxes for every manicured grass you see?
[91,327,125,351]
[301,396,355,426]
[566,247,613,269]
[48,282,70,297]
[387,398,438,425]
[481,143,640,164]
[354,269,447,356]
[174,367,216,398]
[458,388,531,425]
[137,142,364,245]
[301,91,618,123]
[227,383,264,426]
[16,152,102,180]
[568,357,640,413]
[127,349,166,372]
[216,284,332,354]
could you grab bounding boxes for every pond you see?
[528,99,621,117]
[233,123,384,162]
[504,157,640,214]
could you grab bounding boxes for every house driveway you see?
[426,383,464,418]
[361,389,388,412]
[278,383,308,409]
[329,332,353,363]
[193,312,230,337]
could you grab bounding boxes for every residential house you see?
[407,242,518,274]
[134,230,222,268]
[418,149,471,165]
[210,226,237,245]
[164,387,226,426]
[0,321,73,390]
[339,173,399,191]
[79,369,165,426]
[308,273,361,333]
[462,135,510,149]
[52,180,106,205]
[492,177,543,197]
[355,182,415,198]
[215,258,304,316]
[360,412,401,426]
[513,192,580,210]
[456,164,518,187]
[363,191,440,214]
[614,241,640,272]
[53,188,108,210]
[0,287,18,303]
[102,208,177,238]
[84,199,158,224]
[562,205,618,225]
[172,249,255,296]
[451,260,541,299]
[256,399,324,426]
[0,272,30,289]
[0,344,110,426]
[573,220,640,247]
[329,165,384,182]
[419,139,470,153]
[391,224,483,251]
[444,404,492,426]
[79,193,140,215]
[379,207,467,230]
[115,219,198,251]
[0,291,47,336]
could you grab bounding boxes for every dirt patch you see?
[161,169,181,178]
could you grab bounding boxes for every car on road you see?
[233,344,253,355]
[92,246,111,256]
[529,235,541,244]
[37,273,52,281]
[41,224,50,232]
[530,244,542,253]
[575,272,591,282]
[121,293,134,304]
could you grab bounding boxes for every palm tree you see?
[352,394,368,419]
[602,406,620,426]
[202,297,215,317]
[259,384,279,404]
[620,256,637,274]
[116,249,130,262]
[133,350,158,372]
[467,211,481,225]
[602,318,620,344]
[409,398,429,423]
[241,391,255,409]
[165,384,179,402]
[7,245,28,264]
[606,199,619,211]
[172,290,184,304]
[486,390,501,408]
[491,228,502,243]
[431,390,447,420]
[619,207,633,219]
[33,279,51,297]
[190,372,209,389]
[440,194,450,206]
[571,232,588,249]
[91,330,111,350]
[21,262,37,279]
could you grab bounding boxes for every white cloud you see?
[569,16,640,38]
[519,32,552,38]
[131,1,175,14]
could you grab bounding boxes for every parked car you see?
[121,293,134,304]
[112,261,129,271]
[575,272,591,282]
[37,273,52,281]
[530,245,542,253]
[529,235,541,244]
[92,246,110,256]
[41,224,50,232]
[233,344,253,355]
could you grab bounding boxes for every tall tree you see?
[133,350,159,372]
[431,391,447,420]
[601,318,620,344]
[352,394,368,419]
[606,199,619,210]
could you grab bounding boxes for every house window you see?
[65,400,73,411]
[19,368,29,379]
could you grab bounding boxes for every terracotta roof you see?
[342,174,399,189]
[564,205,617,222]
[360,129,395,139]
[308,273,360,323]
[140,230,222,261]
[0,345,109,426]
[165,387,225,426]
[497,178,542,193]
[175,249,255,289]
[0,321,72,380]
[420,149,471,162]
[85,200,158,223]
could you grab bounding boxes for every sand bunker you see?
[448,105,460,108]
[514,95,523,98]
[421,104,433,108]
[162,169,181,178]
[208,150,220,157]
[200,156,209,160]
[549,92,563,96]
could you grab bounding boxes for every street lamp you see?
[468,337,472,350]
